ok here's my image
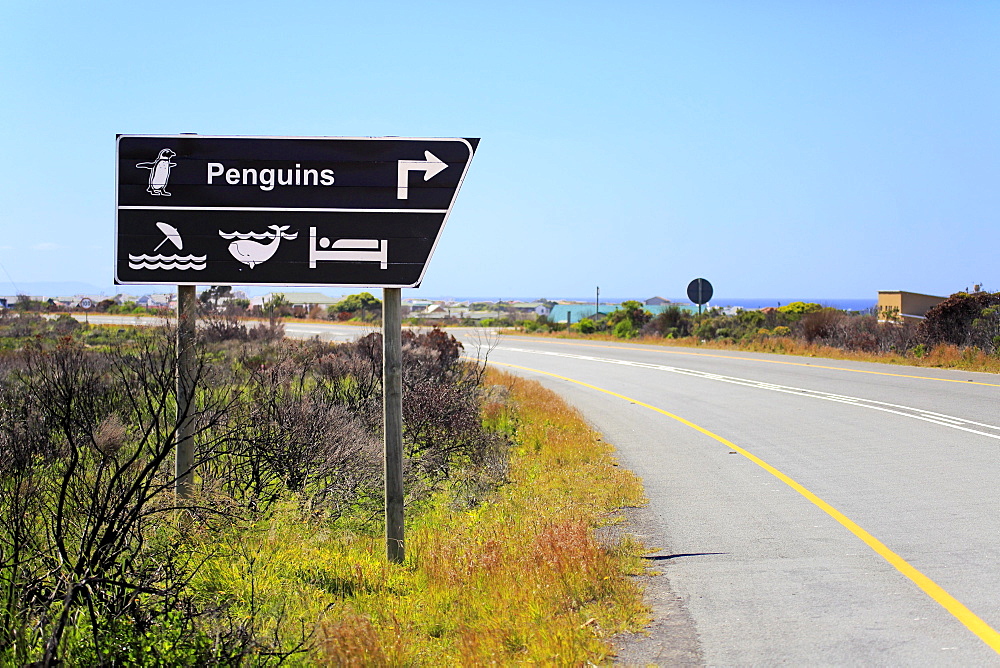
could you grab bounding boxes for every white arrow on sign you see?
[397,151,448,199]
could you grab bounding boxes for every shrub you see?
[328,292,382,320]
[576,318,596,335]
[0,323,508,664]
[643,306,693,338]
[970,304,1000,354]
[613,320,637,339]
[200,310,285,343]
[777,301,823,317]
[52,313,83,335]
[0,333,229,664]
[737,309,765,327]
[919,291,1000,347]
[606,301,651,332]
[801,308,845,343]
[693,317,727,339]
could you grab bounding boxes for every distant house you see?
[250,291,341,311]
[138,294,173,309]
[877,291,946,324]
[510,302,550,317]
[60,295,107,309]
[409,304,460,320]
[645,296,671,306]
[1,295,56,309]
[403,299,435,312]
[548,304,600,324]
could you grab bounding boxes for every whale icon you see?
[220,225,298,268]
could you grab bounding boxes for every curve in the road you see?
[490,345,1000,442]
[501,336,1000,388]
[487,358,1000,655]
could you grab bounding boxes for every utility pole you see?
[596,286,600,316]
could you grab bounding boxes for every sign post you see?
[116,135,477,559]
[175,285,197,504]
[79,297,92,325]
[382,287,404,563]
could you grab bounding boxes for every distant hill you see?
[0,281,118,297]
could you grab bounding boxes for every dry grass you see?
[685,336,1000,373]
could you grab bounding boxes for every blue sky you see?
[2,1,998,301]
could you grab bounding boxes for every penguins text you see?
[207,163,335,191]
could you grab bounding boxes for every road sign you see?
[115,135,477,287]
[80,298,93,309]
[687,278,713,305]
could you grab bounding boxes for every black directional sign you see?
[115,135,477,287]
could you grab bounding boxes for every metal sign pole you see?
[383,287,404,563]
[175,285,197,504]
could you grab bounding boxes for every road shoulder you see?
[605,504,703,665]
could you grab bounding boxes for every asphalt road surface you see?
[463,333,1000,665]
[71,316,1000,663]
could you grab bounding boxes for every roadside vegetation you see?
[519,293,1000,374]
[0,311,648,665]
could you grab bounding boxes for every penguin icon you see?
[136,148,177,196]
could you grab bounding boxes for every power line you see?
[0,254,21,295]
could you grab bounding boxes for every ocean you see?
[479,297,879,312]
[706,298,877,312]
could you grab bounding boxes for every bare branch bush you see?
[802,313,920,353]
[400,329,511,503]
[0,328,283,664]
[0,331,211,664]
[199,305,285,344]
[201,339,383,519]
[0,321,511,663]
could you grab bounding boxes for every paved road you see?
[463,334,1000,665]
[61,314,368,343]
[68,316,1000,663]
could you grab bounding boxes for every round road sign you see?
[686,278,713,305]
[80,298,93,309]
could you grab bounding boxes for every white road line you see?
[486,345,1000,441]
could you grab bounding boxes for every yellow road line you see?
[489,359,1000,654]
[499,336,1000,388]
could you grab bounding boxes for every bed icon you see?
[309,228,388,269]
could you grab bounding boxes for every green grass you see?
[182,369,649,665]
